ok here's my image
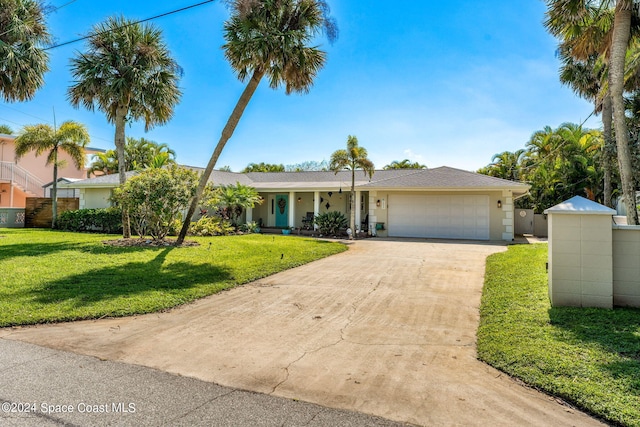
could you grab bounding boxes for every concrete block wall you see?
[548,213,613,308]
[548,197,640,309]
[613,226,640,307]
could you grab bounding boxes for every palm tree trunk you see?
[602,93,613,208]
[610,2,639,225]
[115,105,131,238]
[350,166,355,240]
[177,69,265,245]
[51,149,58,229]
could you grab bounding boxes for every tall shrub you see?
[112,166,197,241]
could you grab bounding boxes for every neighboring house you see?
[0,133,103,208]
[62,166,530,241]
[43,178,82,198]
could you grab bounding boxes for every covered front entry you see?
[275,194,289,227]
[388,194,490,240]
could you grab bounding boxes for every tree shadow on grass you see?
[0,241,94,262]
[23,248,233,309]
[0,238,168,262]
[549,306,640,394]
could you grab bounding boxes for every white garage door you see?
[388,195,490,240]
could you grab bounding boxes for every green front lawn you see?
[478,244,640,427]
[0,229,346,327]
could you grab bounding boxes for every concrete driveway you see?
[1,239,603,426]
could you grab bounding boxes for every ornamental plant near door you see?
[314,211,347,236]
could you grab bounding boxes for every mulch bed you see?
[102,238,200,247]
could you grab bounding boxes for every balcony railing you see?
[0,161,45,197]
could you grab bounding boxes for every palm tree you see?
[383,159,427,169]
[521,123,604,209]
[176,0,338,244]
[207,182,263,224]
[68,16,182,238]
[0,0,50,102]
[124,137,176,170]
[329,135,374,239]
[481,150,525,181]
[0,125,13,135]
[546,0,639,224]
[89,150,119,176]
[148,152,173,169]
[242,162,285,172]
[559,50,615,207]
[88,138,176,175]
[14,121,89,228]
[551,0,615,207]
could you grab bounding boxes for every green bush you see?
[167,219,182,236]
[237,221,260,233]
[56,208,122,233]
[314,211,347,236]
[189,216,235,236]
[112,166,197,241]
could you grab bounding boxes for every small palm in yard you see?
[68,16,182,238]
[176,0,338,244]
[329,135,374,239]
[202,182,263,225]
[15,121,89,228]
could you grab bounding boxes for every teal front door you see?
[275,195,288,227]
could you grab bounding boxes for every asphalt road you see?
[0,339,406,426]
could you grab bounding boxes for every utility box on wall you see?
[545,196,616,308]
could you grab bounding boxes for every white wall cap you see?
[544,196,616,215]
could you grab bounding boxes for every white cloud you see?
[403,149,425,162]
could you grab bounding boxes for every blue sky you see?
[0,0,600,172]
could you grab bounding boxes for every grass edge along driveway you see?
[478,243,640,427]
[0,229,346,327]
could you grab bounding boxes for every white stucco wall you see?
[79,188,112,209]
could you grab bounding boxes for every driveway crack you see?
[340,279,381,340]
[271,280,381,394]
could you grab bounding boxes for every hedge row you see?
[56,208,123,234]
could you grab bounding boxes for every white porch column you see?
[246,207,253,223]
[313,191,320,230]
[355,190,361,230]
[289,191,295,228]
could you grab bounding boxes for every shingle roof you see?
[61,165,529,193]
[60,171,139,187]
[59,168,253,188]
[244,169,409,189]
[42,177,83,188]
[359,166,530,190]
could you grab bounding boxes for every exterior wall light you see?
[376,199,381,207]
[497,200,502,209]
